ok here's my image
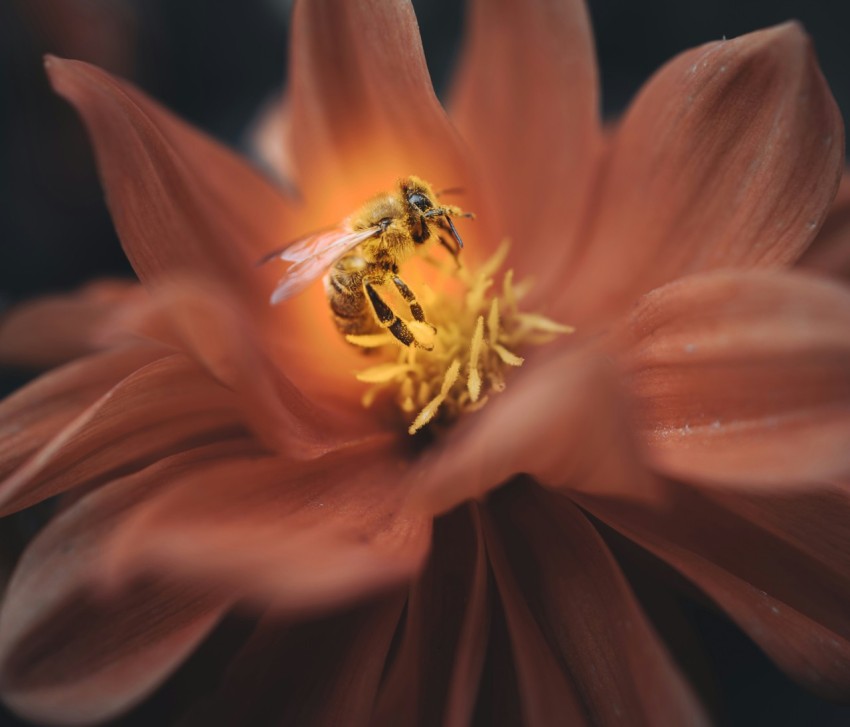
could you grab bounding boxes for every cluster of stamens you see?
[347,244,574,434]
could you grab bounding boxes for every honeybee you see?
[259,176,473,349]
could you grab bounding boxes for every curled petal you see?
[45,56,295,304]
[0,280,145,369]
[101,443,432,614]
[560,22,844,323]
[412,343,649,514]
[799,170,850,280]
[484,484,709,726]
[619,270,850,487]
[575,480,850,698]
[0,355,245,515]
[287,0,482,228]
[450,0,601,284]
[0,444,254,725]
[375,505,489,726]
[0,345,163,486]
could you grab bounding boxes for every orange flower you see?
[1,0,850,724]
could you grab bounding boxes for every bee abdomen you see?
[325,260,378,337]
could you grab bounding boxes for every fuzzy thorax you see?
[347,243,574,434]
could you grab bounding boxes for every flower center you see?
[347,244,574,434]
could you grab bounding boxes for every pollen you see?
[347,243,574,435]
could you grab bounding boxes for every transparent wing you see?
[259,226,380,303]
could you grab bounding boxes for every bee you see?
[259,176,473,349]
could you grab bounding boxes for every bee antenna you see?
[436,186,465,197]
[445,214,464,252]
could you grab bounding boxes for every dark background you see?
[1,0,850,724]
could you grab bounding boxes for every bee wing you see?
[261,226,380,304]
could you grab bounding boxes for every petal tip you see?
[736,20,815,64]
[43,54,86,96]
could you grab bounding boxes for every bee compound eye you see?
[408,193,432,211]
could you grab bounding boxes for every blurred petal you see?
[45,57,294,304]
[287,0,482,228]
[109,279,382,454]
[475,601,525,726]
[620,270,850,487]
[0,355,245,515]
[375,505,488,726]
[413,344,646,514]
[247,92,296,188]
[450,0,601,283]
[0,345,163,485]
[1,580,224,726]
[102,443,431,613]
[576,480,850,698]
[0,444,254,725]
[799,170,850,280]
[0,280,145,369]
[183,597,404,727]
[484,484,709,725]
[560,23,844,323]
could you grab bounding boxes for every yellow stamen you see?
[355,363,411,383]
[349,242,574,434]
[487,299,499,347]
[493,344,524,366]
[467,315,485,403]
[514,313,576,334]
[502,269,517,313]
[408,359,461,435]
[346,333,395,348]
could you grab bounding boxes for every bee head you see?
[399,176,468,256]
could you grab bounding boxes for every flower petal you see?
[0,280,145,369]
[413,343,643,514]
[184,597,405,727]
[1,581,224,726]
[449,0,601,283]
[45,56,295,304]
[575,480,850,698]
[484,483,709,725]
[559,23,844,323]
[101,443,432,614]
[619,270,850,487]
[0,443,253,725]
[0,345,163,486]
[248,92,296,188]
[374,505,489,726]
[287,0,482,228]
[108,279,382,454]
[0,354,246,515]
[799,170,850,280]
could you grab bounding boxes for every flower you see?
[1,0,850,724]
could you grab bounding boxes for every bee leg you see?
[392,275,435,332]
[365,282,429,349]
[436,234,462,266]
